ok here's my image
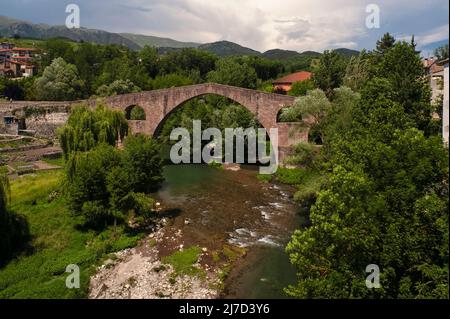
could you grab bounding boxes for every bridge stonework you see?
[1,83,307,162]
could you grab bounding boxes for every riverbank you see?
[88,164,306,299]
[0,164,315,299]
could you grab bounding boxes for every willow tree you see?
[59,102,129,159]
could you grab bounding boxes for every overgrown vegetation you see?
[285,34,449,299]
[58,103,128,159]
[0,171,143,298]
[61,106,163,228]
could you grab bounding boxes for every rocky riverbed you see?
[89,224,220,299]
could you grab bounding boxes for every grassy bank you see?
[258,166,324,204]
[0,171,144,298]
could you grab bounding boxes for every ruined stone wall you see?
[0,101,75,139]
[24,112,69,139]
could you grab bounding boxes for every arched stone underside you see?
[95,83,307,160]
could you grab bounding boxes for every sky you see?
[1,0,448,55]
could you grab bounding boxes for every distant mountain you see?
[198,41,261,57]
[334,48,360,57]
[0,15,360,60]
[120,33,200,49]
[0,15,141,50]
[262,49,301,60]
[300,51,322,57]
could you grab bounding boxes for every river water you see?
[154,164,305,299]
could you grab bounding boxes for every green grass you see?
[0,171,144,299]
[275,167,308,185]
[257,174,272,183]
[207,161,223,169]
[293,170,324,203]
[0,139,31,149]
[162,246,204,277]
[273,167,324,204]
[42,157,65,167]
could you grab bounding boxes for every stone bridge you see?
[1,83,307,161]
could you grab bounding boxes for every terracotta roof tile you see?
[273,71,312,84]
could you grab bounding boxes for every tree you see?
[288,79,315,96]
[149,74,193,90]
[375,32,396,55]
[244,56,284,81]
[96,79,141,97]
[377,41,433,131]
[207,58,258,89]
[122,134,164,194]
[286,34,449,299]
[280,89,332,144]
[158,48,217,81]
[0,77,25,100]
[139,45,160,78]
[58,103,128,159]
[343,50,372,91]
[434,44,449,60]
[34,57,84,101]
[312,50,347,97]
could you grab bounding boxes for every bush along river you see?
[89,164,306,299]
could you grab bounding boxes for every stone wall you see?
[24,112,69,139]
[0,101,75,139]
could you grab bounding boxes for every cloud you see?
[398,24,449,47]
[0,0,448,53]
[119,4,152,13]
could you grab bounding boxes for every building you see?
[437,58,449,145]
[423,57,445,103]
[0,43,38,78]
[272,71,312,94]
[0,42,14,50]
[0,58,21,77]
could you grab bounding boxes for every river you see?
[154,164,306,299]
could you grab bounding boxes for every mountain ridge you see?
[0,15,359,58]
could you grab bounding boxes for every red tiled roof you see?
[12,47,37,51]
[273,71,312,84]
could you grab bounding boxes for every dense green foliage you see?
[434,44,449,60]
[33,57,85,100]
[0,171,143,298]
[312,50,348,97]
[58,104,128,159]
[65,135,163,228]
[0,171,30,267]
[128,105,146,120]
[288,79,315,97]
[207,58,258,89]
[96,79,141,97]
[286,34,449,299]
